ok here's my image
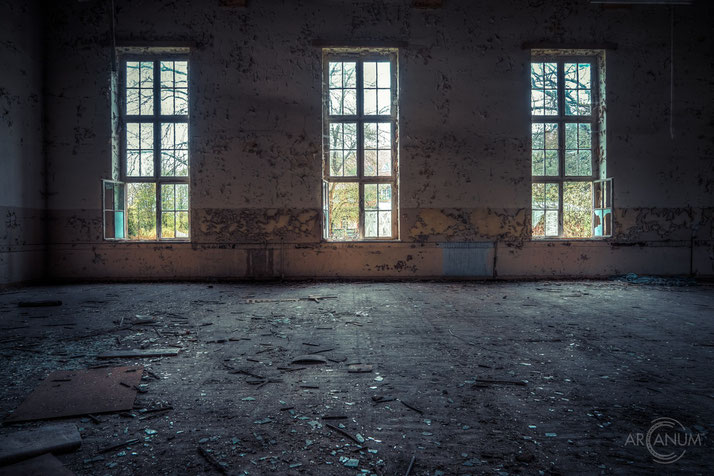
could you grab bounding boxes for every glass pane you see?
[330,150,343,176]
[328,182,359,241]
[578,90,591,115]
[344,123,357,149]
[364,123,377,149]
[378,123,391,149]
[344,150,357,176]
[176,61,188,87]
[161,61,174,89]
[176,184,189,210]
[126,123,140,150]
[531,90,544,115]
[161,184,175,210]
[141,123,153,149]
[344,89,357,115]
[545,183,559,209]
[364,62,377,88]
[565,150,577,176]
[531,63,544,88]
[365,211,378,238]
[532,183,545,209]
[127,152,140,176]
[545,150,558,176]
[378,150,391,176]
[531,123,544,149]
[578,123,591,148]
[329,123,344,149]
[378,184,392,210]
[578,150,592,176]
[377,89,391,115]
[377,62,391,88]
[127,62,140,88]
[329,62,342,88]
[127,183,156,240]
[364,184,377,210]
[364,150,377,176]
[545,210,558,236]
[543,63,557,89]
[161,212,176,239]
[578,63,591,89]
[532,150,545,176]
[564,63,578,88]
[343,62,356,88]
[364,89,377,116]
[532,210,545,237]
[140,62,153,87]
[177,211,189,237]
[563,182,593,238]
[544,123,558,149]
[126,89,140,115]
[161,123,174,150]
[140,151,154,176]
[139,89,153,115]
[329,89,342,115]
[161,89,174,115]
[175,150,188,176]
[543,90,557,116]
[378,211,391,237]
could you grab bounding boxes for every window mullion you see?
[557,61,565,237]
[356,60,365,240]
[153,60,162,240]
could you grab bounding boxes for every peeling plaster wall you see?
[44,0,714,279]
[0,0,45,285]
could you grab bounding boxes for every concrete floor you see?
[0,281,712,475]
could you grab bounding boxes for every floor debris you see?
[0,424,81,465]
[0,453,74,476]
[4,366,143,423]
[97,348,179,359]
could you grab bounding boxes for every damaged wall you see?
[0,0,45,285]
[39,0,714,279]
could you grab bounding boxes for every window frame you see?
[116,54,191,242]
[321,49,400,242]
[530,53,609,239]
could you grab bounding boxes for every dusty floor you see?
[0,280,712,475]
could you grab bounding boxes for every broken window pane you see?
[127,183,156,240]
[563,181,592,238]
[532,182,559,237]
[328,182,359,240]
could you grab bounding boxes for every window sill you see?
[531,237,611,242]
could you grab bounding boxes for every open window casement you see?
[592,177,613,237]
[103,180,126,240]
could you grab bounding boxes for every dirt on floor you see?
[0,280,712,475]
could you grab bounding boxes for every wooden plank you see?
[0,424,81,466]
[97,348,179,359]
[4,366,143,423]
[0,453,75,475]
